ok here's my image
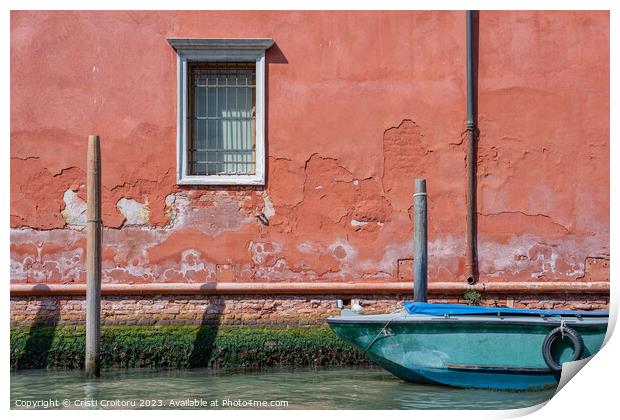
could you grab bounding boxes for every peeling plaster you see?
[117,198,150,226]
[350,219,368,228]
[60,189,86,226]
[177,249,212,282]
[164,194,177,224]
[9,118,610,285]
[328,239,358,264]
[263,195,276,219]
[167,193,255,236]
[9,223,610,285]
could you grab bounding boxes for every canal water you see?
[11,366,556,410]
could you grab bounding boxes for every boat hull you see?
[327,311,608,391]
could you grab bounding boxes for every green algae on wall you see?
[10,325,368,370]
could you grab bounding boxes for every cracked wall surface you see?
[10,11,610,287]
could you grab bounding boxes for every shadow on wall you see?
[16,296,61,369]
[263,42,287,189]
[188,298,225,368]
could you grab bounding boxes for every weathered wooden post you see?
[85,134,101,378]
[413,179,428,302]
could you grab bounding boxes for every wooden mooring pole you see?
[413,179,428,302]
[85,134,101,378]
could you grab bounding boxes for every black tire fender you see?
[542,326,585,372]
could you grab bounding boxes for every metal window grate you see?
[188,62,256,176]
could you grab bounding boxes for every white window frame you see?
[168,38,273,185]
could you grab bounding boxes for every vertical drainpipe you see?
[465,10,478,284]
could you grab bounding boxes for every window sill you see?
[176,174,265,186]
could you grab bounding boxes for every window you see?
[168,38,274,185]
[188,62,255,176]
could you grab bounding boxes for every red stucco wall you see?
[10,11,610,287]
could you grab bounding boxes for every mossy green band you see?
[11,326,368,370]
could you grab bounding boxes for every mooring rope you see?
[365,311,402,352]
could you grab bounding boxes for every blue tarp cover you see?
[403,302,609,317]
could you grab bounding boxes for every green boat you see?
[327,303,608,391]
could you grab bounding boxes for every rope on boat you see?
[365,311,402,352]
[542,323,584,372]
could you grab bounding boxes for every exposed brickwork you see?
[10,294,610,327]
